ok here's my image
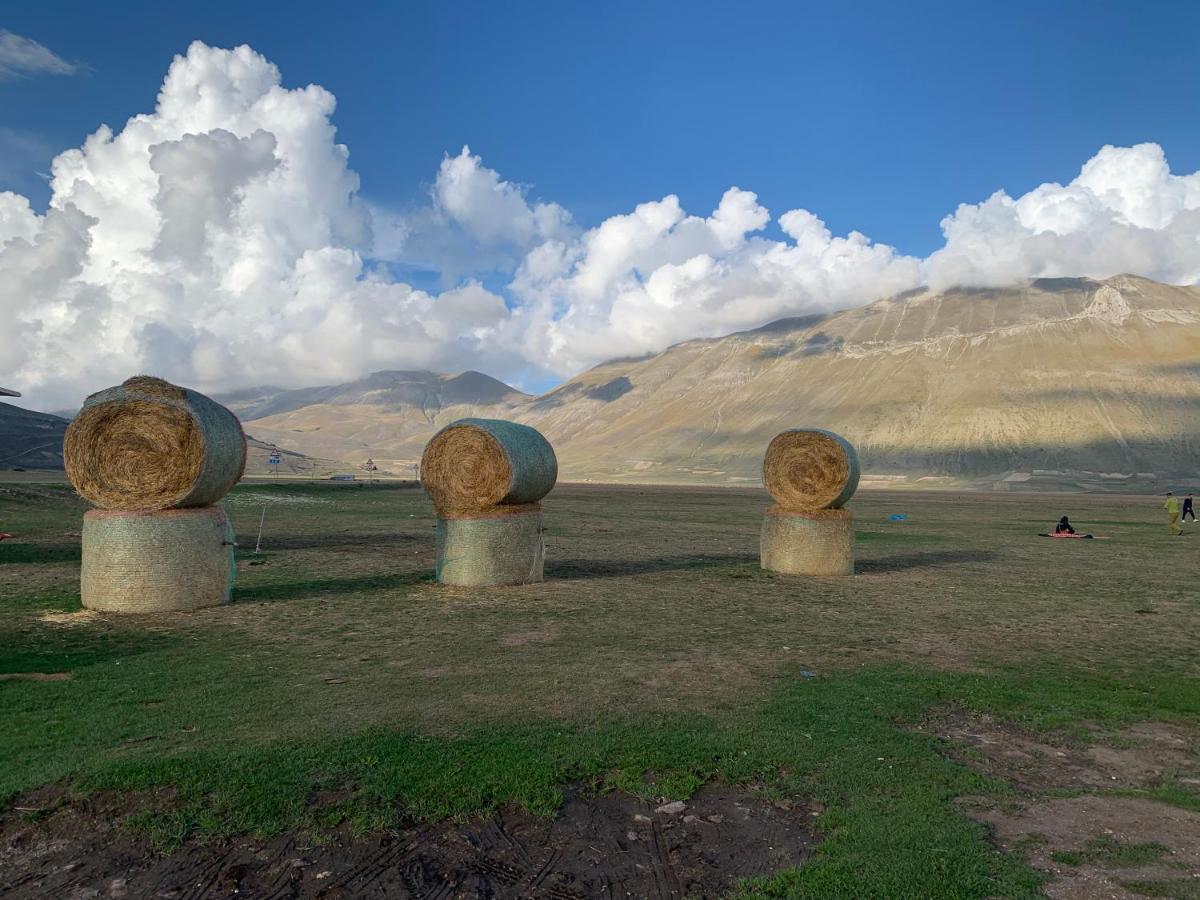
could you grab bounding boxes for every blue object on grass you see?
[888,514,908,521]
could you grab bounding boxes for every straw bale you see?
[762,429,859,510]
[81,507,236,612]
[435,503,545,586]
[421,418,557,517]
[760,505,854,576]
[64,376,246,510]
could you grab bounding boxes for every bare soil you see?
[934,712,1199,792]
[975,797,1200,900]
[0,784,815,899]
[934,712,1200,898]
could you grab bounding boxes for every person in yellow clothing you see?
[1164,492,1183,535]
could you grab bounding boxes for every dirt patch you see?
[0,672,71,682]
[972,796,1200,900]
[936,713,1200,897]
[38,610,100,626]
[934,711,1199,792]
[0,784,815,899]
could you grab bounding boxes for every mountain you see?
[14,276,1200,489]
[0,403,69,469]
[225,275,1200,490]
[221,370,531,471]
[527,275,1200,487]
[0,402,328,479]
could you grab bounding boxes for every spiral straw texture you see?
[64,376,246,510]
[81,507,236,612]
[435,504,545,587]
[421,418,557,518]
[760,506,855,576]
[762,429,859,511]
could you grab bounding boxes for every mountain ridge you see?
[229,275,1200,489]
[9,275,1200,491]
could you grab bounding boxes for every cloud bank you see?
[3,42,1199,409]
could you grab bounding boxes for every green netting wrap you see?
[64,375,247,510]
[81,507,236,612]
[421,418,557,517]
[435,505,545,587]
[760,506,855,576]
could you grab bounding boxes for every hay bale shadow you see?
[254,532,420,551]
[1,624,178,675]
[234,571,432,603]
[547,553,753,580]
[856,550,997,573]
[0,542,82,564]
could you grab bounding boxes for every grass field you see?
[2,481,1198,897]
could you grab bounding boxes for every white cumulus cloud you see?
[371,145,574,284]
[3,42,1199,412]
[3,43,522,409]
[925,143,1200,290]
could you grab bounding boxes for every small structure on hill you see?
[760,429,858,576]
[421,418,556,587]
[63,376,244,612]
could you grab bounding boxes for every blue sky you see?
[5,0,1199,258]
[3,2,1200,407]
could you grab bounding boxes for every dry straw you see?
[762,428,860,510]
[435,503,545,587]
[81,507,236,612]
[421,418,557,517]
[64,376,246,510]
[760,505,855,576]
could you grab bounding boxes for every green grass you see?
[2,481,1198,897]
[1051,835,1170,867]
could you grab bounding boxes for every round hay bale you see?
[64,376,246,510]
[81,507,236,612]
[762,429,859,510]
[760,506,854,576]
[421,418,557,517]
[435,504,545,587]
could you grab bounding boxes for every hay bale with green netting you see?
[760,428,859,576]
[421,418,556,586]
[760,506,854,576]
[421,418,557,517]
[762,428,859,511]
[64,375,246,510]
[435,503,545,587]
[81,507,236,612]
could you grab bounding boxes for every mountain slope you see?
[0,403,327,478]
[225,275,1200,488]
[225,370,530,468]
[526,275,1200,484]
[0,403,69,469]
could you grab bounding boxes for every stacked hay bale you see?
[64,376,245,612]
[420,418,557,586]
[760,429,859,576]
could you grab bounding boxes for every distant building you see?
[0,387,19,397]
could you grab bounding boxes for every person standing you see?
[1164,492,1183,535]
[1183,495,1196,524]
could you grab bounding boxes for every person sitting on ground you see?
[1039,517,1093,538]
[1183,495,1195,523]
